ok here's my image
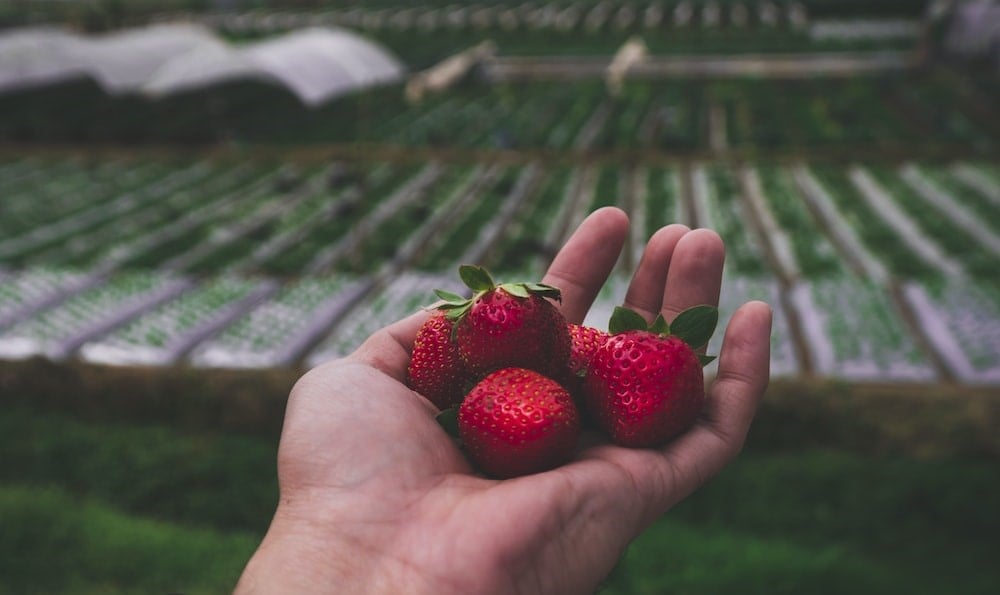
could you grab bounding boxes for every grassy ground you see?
[1,405,998,594]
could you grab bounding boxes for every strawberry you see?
[458,367,580,478]
[584,306,718,448]
[406,312,468,410]
[435,265,571,379]
[562,323,609,400]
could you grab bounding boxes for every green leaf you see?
[500,283,530,298]
[436,406,461,438]
[698,354,717,367]
[649,314,670,335]
[443,303,471,322]
[523,283,563,301]
[459,265,495,292]
[524,283,556,292]
[434,289,468,304]
[436,300,466,309]
[609,307,649,334]
[423,300,446,312]
[670,305,719,349]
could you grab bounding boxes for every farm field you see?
[2,3,999,592]
[0,154,998,386]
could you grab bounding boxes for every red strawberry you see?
[406,312,468,410]
[584,306,718,448]
[435,265,571,379]
[458,367,580,478]
[562,323,609,399]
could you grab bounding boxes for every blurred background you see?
[0,1,998,593]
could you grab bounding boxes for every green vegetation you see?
[0,407,278,531]
[257,164,415,276]
[488,167,570,275]
[591,166,623,212]
[704,166,768,276]
[604,450,1000,595]
[0,486,258,595]
[810,166,938,280]
[417,169,517,270]
[644,167,679,239]
[2,405,998,594]
[757,165,843,277]
[919,167,1000,236]
[867,166,1000,282]
[4,76,993,154]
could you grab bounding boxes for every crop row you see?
[201,2,923,60]
[0,266,952,382]
[200,2,814,35]
[4,157,999,283]
[2,75,992,150]
[305,273,464,367]
[1,155,999,382]
[0,271,192,361]
[790,276,936,381]
[4,157,998,281]
[3,0,928,30]
[189,276,368,369]
[0,264,996,383]
[356,78,994,152]
[0,264,797,375]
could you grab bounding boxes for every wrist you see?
[236,500,441,594]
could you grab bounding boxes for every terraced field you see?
[1,154,997,385]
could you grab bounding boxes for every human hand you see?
[236,207,772,594]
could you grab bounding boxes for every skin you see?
[236,207,772,594]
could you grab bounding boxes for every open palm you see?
[238,207,772,594]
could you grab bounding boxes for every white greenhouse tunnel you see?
[0,23,406,106]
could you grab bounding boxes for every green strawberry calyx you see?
[432,264,562,324]
[608,305,719,367]
[436,405,461,439]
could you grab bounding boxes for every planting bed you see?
[0,271,191,361]
[80,276,279,367]
[706,276,800,378]
[790,276,936,382]
[188,276,368,369]
[306,272,462,367]
[903,280,1000,385]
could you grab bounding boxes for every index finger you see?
[542,207,629,324]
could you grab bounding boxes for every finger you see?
[347,310,431,381]
[622,224,690,322]
[660,228,725,321]
[542,207,629,324]
[705,300,772,444]
[656,300,772,503]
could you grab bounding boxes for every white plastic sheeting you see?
[0,24,405,105]
[144,27,404,106]
[0,27,83,92]
[0,24,221,94]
